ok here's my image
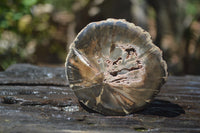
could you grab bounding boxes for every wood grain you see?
[0,64,199,132]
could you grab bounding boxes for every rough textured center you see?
[103,45,143,85]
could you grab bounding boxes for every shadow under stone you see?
[80,99,185,117]
[137,99,185,117]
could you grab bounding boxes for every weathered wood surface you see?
[0,64,200,133]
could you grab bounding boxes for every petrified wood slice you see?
[65,19,168,115]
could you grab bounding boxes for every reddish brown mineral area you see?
[65,19,168,115]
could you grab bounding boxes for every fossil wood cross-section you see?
[65,19,168,115]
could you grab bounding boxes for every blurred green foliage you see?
[0,0,37,31]
[186,0,200,16]
[0,0,76,70]
[0,0,34,69]
[45,0,75,12]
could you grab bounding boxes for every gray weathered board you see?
[0,64,199,133]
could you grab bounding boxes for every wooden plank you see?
[0,64,67,86]
[0,64,200,132]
